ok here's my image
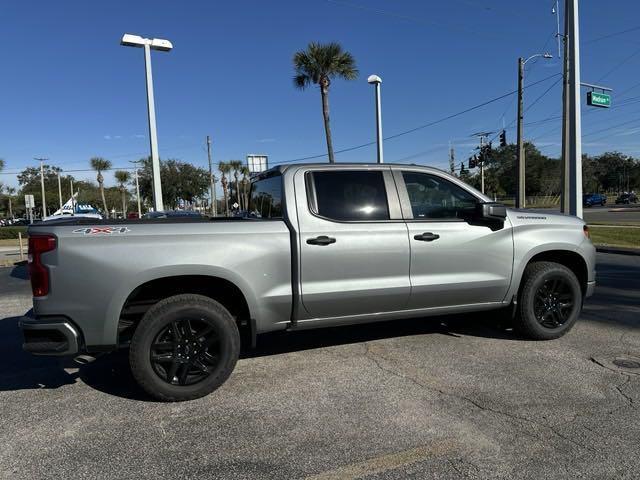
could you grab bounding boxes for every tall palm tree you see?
[90,157,112,218]
[240,165,251,211]
[293,42,358,163]
[218,161,231,216]
[228,160,243,210]
[6,186,15,219]
[114,170,131,218]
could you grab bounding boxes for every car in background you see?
[141,210,204,219]
[615,192,638,205]
[583,193,607,207]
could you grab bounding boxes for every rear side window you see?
[249,174,283,218]
[308,170,389,221]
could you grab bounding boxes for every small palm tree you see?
[90,157,112,218]
[114,170,131,218]
[218,161,231,216]
[240,165,251,211]
[293,42,358,163]
[228,160,243,210]
[6,186,15,219]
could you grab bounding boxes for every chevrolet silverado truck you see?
[19,163,596,401]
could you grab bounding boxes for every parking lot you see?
[0,252,638,479]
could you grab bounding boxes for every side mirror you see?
[478,202,507,220]
[470,202,506,231]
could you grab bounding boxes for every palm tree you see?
[240,165,251,211]
[293,42,358,163]
[90,157,112,218]
[218,161,231,216]
[6,186,15,219]
[228,160,243,210]
[114,170,131,218]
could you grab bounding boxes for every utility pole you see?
[207,135,217,216]
[448,142,455,175]
[34,157,48,218]
[517,57,525,209]
[480,136,485,194]
[129,160,143,218]
[560,0,583,218]
[57,171,63,210]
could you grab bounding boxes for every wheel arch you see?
[516,249,589,298]
[114,271,257,349]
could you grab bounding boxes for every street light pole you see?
[34,157,48,218]
[516,53,552,209]
[367,75,384,164]
[207,135,217,216]
[121,34,173,212]
[143,42,163,212]
[129,160,142,218]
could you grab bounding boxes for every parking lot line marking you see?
[303,441,457,480]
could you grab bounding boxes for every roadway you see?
[0,254,639,479]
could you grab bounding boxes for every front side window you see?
[309,170,390,221]
[248,174,283,218]
[402,172,477,220]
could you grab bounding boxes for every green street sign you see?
[587,91,611,108]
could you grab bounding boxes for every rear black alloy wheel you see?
[532,276,575,329]
[150,318,220,387]
[515,261,582,340]
[130,294,240,402]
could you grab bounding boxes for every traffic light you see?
[499,129,507,147]
[460,162,466,174]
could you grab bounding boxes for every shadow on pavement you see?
[10,264,29,280]
[0,310,516,401]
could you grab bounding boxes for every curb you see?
[596,246,640,256]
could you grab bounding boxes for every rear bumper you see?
[19,317,80,356]
[586,280,596,298]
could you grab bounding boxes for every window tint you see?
[309,171,390,221]
[402,172,477,220]
[248,174,283,218]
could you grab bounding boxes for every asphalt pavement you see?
[0,254,639,479]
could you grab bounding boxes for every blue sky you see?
[1,0,639,190]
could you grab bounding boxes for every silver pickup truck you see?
[20,163,596,401]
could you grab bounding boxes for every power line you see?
[584,25,640,45]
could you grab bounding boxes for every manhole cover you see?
[613,358,640,369]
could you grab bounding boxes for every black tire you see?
[130,294,240,402]
[514,261,582,340]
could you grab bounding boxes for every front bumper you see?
[19,317,80,356]
[586,280,596,298]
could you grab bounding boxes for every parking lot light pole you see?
[367,75,384,164]
[120,33,172,212]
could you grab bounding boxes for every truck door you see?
[393,169,513,309]
[294,167,411,318]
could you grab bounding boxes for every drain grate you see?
[613,358,640,369]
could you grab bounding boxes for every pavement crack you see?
[364,342,598,453]
[590,357,637,410]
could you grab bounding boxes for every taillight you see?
[28,235,56,297]
[583,225,591,239]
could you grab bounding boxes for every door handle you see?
[306,235,336,246]
[414,232,440,242]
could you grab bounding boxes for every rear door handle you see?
[414,232,440,242]
[306,235,336,246]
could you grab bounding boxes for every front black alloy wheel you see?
[515,261,582,340]
[130,294,240,401]
[532,276,575,329]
